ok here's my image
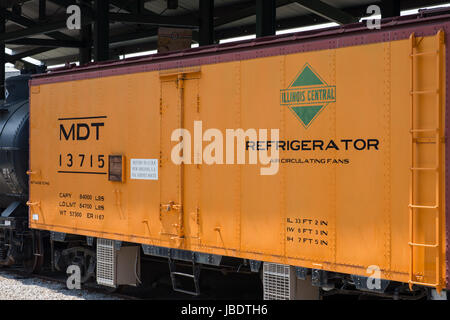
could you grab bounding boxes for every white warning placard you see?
[130,159,158,180]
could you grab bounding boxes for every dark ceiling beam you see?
[6,47,52,60]
[293,0,358,25]
[47,0,82,9]
[79,0,92,65]
[131,0,145,14]
[199,0,214,45]
[213,1,259,27]
[110,29,157,44]
[109,13,198,28]
[2,8,33,26]
[0,19,67,41]
[111,41,157,56]
[3,9,80,42]
[94,0,109,61]
[381,0,401,18]
[110,0,143,13]
[6,38,84,48]
[213,0,295,27]
[110,0,200,18]
[256,0,276,37]
[1,11,93,42]
[39,0,46,20]
[0,0,23,8]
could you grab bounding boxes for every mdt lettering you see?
[60,123,104,141]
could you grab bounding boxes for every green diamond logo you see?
[280,63,336,128]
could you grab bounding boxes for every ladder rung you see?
[410,128,438,133]
[408,242,439,248]
[171,272,195,278]
[412,138,438,144]
[408,204,438,209]
[410,89,439,95]
[174,288,200,295]
[410,50,439,57]
[408,280,439,287]
[410,167,438,171]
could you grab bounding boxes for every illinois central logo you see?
[280,63,336,128]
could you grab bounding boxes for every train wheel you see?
[0,245,11,268]
[22,254,44,274]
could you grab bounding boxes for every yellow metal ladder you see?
[408,30,444,292]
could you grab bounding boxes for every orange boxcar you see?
[28,12,450,298]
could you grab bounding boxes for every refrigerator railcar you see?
[28,11,450,298]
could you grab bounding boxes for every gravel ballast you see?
[0,271,121,300]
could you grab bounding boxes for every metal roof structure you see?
[0,0,449,85]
